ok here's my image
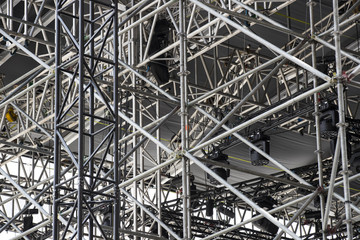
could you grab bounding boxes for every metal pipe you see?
[333,0,353,238]
[197,40,306,145]
[190,82,331,153]
[195,106,311,186]
[120,188,182,240]
[184,152,301,240]
[179,0,190,238]
[323,134,341,231]
[118,59,178,102]
[309,2,326,239]
[0,167,49,217]
[113,2,120,239]
[189,0,331,82]
[273,188,321,240]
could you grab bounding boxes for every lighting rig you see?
[253,196,279,235]
[204,147,230,185]
[147,19,171,86]
[249,132,270,166]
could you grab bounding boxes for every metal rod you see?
[273,188,321,240]
[184,152,301,240]
[190,82,331,153]
[308,2,326,239]
[333,0,353,238]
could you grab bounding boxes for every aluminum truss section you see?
[54,1,120,239]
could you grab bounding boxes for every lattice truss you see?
[0,0,360,239]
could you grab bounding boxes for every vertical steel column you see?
[113,1,120,239]
[53,1,61,239]
[89,1,95,238]
[309,1,326,239]
[333,0,353,239]
[130,1,138,238]
[77,0,85,238]
[179,0,190,239]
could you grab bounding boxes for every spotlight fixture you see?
[319,101,338,139]
[253,196,279,235]
[205,147,230,185]
[304,210,322,220]
[148,19,171,86]
[249,132,270,166]
[218,205,235,218]
[171,175,194,189]
[23,216,33,231]
[151,225,169,238]
[329,135,351,157]
[190,183,200,209]
[5,106,17,122]
[206,198,214,217]
[102,206,112,227]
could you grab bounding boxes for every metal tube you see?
[333,0,353,238]
[179,0,190,238]
[184,152,301,240]
[323,134,341,230]
[113,2,120,238]
[195,106,311,186]
[309,2,326,239]
[190,82,331,153]
[197,40,306,145]
[189,0,331,82]
[273,189,321,240]
[118,59,178,102]
[77,0,85,238]
[120,188,182,240]
[0,167,49,217]
[53,1,62,239]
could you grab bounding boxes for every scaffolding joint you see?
[314,149,324,154]
[344,218,353,224]
[332,74,349,85]
[306,0,317,7]
[171,150,186,159]
[336,122,349,128]
[332,30,342,37]
[317,185,324,193]
[339,169,351,175]
[312,111,321,117]
[177,70,190,76]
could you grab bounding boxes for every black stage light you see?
[148,19,171,86]
[171,175,194,189]
[253,216,279,235]
[206,147,230,185]
[23,216,33,231]
[23,209,38,215]
[253,196,279,235]
[249,132,270,166]
[304,210,322,220]
[206,199,214,217]
[190,184,200,209]
[102,207,112,227]
[329,136,352,157]
[319,102,338,139]
[151,224,169,238]
[218,205,235,218]
[314,196,321,209]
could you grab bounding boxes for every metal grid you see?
[0,0,359,239]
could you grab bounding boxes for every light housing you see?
[249,132,270,166]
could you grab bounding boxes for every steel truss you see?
[0,0,359,239]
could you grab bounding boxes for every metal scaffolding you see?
[0,0,360,239]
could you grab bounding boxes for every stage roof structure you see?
[0,0,360,239]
